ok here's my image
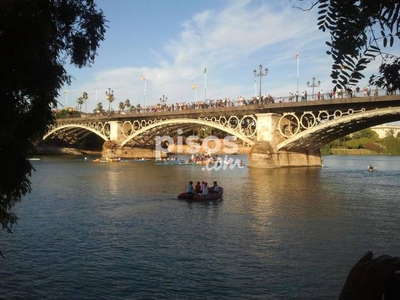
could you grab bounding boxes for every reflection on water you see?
[1,155,400,299]
[247,167,340,219]
[106,168,120,197]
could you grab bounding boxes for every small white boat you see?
[134,158,150,162]
[93,157,121,163]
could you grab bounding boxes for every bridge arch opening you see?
[120,118,256,149]
[42,124,109,153]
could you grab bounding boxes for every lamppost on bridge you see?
[159,94,168,111]
[105,88,114,115]
[307,77,321,100]
[253,64,268,102]
[63,90,68,107]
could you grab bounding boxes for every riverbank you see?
[35,146,391,157]
[329,149,383,155]
[35,146,101,156]
[34,144,251,158]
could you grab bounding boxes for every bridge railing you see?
[58,88,398,119]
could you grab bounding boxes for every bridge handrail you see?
[57,89,399,120]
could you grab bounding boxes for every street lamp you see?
[307,77,321,100]
[253,64,268,103]
[159,95,168,111]
[141,76,147,109]
[105,88,114,114]
[63,90,68,107]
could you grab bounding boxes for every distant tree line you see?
[321,128,400,155]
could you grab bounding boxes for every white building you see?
[370,124,400,138]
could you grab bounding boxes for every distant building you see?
[54,107,77,113]
[371,124,400,138]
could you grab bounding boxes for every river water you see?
[1,155,399,299]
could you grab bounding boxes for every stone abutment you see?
[248,113,322,168]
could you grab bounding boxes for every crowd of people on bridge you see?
[79,86,396,116]
[113,93,286,114]
[113,86,389,114]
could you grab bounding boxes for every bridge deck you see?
[58,95,400,123]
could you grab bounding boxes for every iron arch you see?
[278,107,400,151]
[43,124,109,141]
[120,118,255,147]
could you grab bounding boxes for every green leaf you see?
[341,70,350,78]
[369,45,380,52]
[364,52,376,58]
[343,57,356,69]
[318,3,329,9]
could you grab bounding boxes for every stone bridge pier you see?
[248,113,322,168]
[108,121,124,144]
[104,121,157,158]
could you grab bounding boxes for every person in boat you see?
[368,165,374,172]
[200,181,205,193]
[195,181,201,193]
[210,181,220,194]
[201,182,209,196]
[186,181,195,196]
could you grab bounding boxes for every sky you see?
[58,0,397,112]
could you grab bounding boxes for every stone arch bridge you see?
[45,95,400,167]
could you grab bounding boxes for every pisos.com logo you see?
[155,129,245,170]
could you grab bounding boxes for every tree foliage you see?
[313,0,400,92]
[356,128,379,140]
[94,102,104,113]
[346,139,360,149]
[77,97,84,111]
[383,135,400,155]
[324,127,400,155]
[0,0,106,232]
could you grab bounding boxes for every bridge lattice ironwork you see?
[45,95,400,151]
